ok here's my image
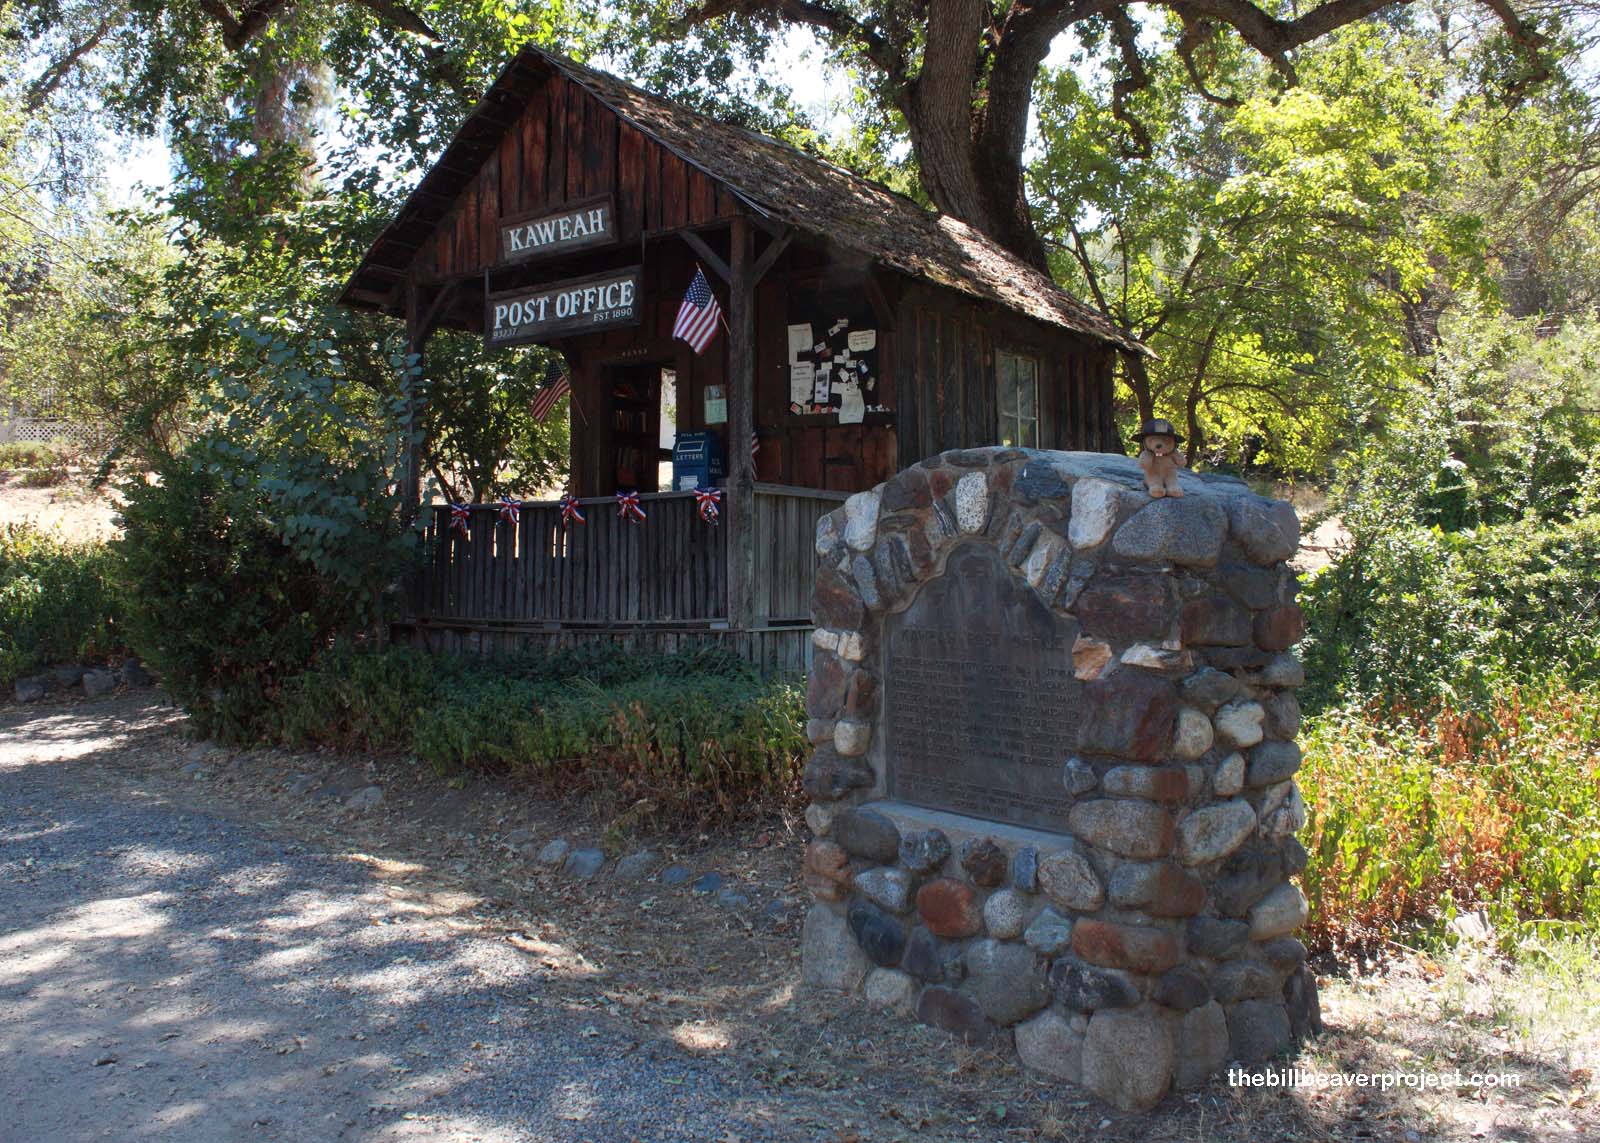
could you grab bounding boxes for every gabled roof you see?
[340,46,1143,353]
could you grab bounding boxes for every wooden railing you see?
[413,484,845,628]
[751,484,850,623]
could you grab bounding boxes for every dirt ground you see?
[0,473,121,541]
[3,689,1594,1142]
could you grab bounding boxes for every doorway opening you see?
[607,361,676,493]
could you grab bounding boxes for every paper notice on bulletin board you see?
[787,323,813,364]
[813,365,833,408]
[848,330,876,353]
[789,363,815,405]
[704,384,727,424]
[838,382,865,424]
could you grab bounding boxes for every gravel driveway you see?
[0,701,801,1143]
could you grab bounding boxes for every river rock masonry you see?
[802,447,1318,1110]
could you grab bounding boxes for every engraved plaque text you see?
[885,542,1082,830]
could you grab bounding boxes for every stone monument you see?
[802,447,1318,1110]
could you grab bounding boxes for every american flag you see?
[529,355,571,422]
[672,266,722,354]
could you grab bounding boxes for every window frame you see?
[996,349,1041,448]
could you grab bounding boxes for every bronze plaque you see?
[885,542,1082,830]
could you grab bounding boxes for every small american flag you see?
[529,356,571,422]
[672,266,722,354]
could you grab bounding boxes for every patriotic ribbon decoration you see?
[751,432,760,463]
[497,497,521,525]
[615,489,646,523]
[694,485,723,525]
[448,503,472,537]
[558,493,585,527]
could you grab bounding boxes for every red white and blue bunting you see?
[497,497,521,525]
[449,503,472,537]
[694,485,722,525]
[558,493,585,527]
[615,489,646,523]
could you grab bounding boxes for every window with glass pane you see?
[997,351,1039,447]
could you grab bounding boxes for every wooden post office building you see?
[340,46,1141,670]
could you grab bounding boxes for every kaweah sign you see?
[499,195,616,264]
[485,266,642,348]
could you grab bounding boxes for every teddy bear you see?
[1135,418,1186,498]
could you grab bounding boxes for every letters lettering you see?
[484,267,642,348]
[499,200,615,264]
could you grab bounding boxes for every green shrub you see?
[410,669,806,819]
[274,642,477,751]
[1299,680,1600,954]
[273,643,805,822]
[0,440,66,471]
[1299,514,1600,711]
[0,524,124,685]
[114,456,372,741]
[18,466,67,487]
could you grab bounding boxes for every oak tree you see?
[667,0,1554,265]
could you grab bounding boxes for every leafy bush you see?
[273,643,807,822]
[112,314,414,740]
[1299,682,1600,953]
[411,672,805,815]
[18,467,67,488]
[115,457,376,741]
[0,439,72,485]
[274,642,477,751]
[0,524,124,686]
[0,440,66,471]
[1299,514,1600,711]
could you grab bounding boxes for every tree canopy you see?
[659,0,1563,266]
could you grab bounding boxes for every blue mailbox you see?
[671,430,726,492]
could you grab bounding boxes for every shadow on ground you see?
[2,695,1590,1142]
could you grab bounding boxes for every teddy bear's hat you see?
[1135,417,1184,444]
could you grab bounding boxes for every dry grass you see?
[0,472,121,542]
[14,690,1598,1142]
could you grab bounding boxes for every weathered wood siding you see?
[419,493,727,625]
[893,287,1119,462]
[413,74,739,284]
[750,485,850,623]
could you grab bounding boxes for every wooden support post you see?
[680,229,731,284]
[402,280,426,527]
[726,214,755,630]
[401,278,460,524]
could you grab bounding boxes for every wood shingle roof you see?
[340,46,1143,354]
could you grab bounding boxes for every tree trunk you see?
[1123,352,1155,424]
[901,0,1054,270]
[1183,381,1206,468]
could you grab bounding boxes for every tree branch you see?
[1107,6,1154,158]
[680,0,908,86]
[347,0,444,40]
[24,12,118,113]
[1154,0,1549,86]
[197,0,294,52]
[1175,15,1243,107]
[1064,222,1114,316]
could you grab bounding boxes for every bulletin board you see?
[782,288,890,425]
